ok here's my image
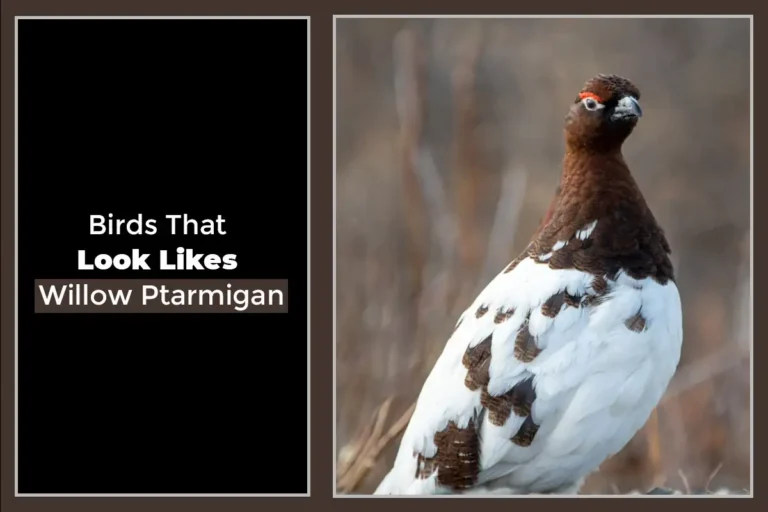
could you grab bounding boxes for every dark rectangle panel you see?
[34,279,290,313]
[17,17,309,495]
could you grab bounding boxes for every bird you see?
[374,74,683,496]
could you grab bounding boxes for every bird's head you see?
[564,74,642,151]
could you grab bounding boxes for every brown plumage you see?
[528,74,673,284]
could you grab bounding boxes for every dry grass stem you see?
[336,400,417,494]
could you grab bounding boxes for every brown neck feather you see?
[527,147,674,284]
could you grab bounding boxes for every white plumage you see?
[374,223,683,495]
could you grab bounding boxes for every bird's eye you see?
[582,97,602,111]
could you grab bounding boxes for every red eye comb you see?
[579,92,603,103]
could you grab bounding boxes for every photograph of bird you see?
[374,74,684,496]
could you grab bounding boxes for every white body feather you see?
[375,232,683,495]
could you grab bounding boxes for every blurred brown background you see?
[335,17,751,495]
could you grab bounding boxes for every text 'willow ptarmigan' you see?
[374,74,683,495]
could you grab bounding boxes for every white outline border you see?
[14,15,311,498]
[332,14,754,499]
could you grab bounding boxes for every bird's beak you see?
[612,96,642,121]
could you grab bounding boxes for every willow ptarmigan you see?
[374,74,683,495]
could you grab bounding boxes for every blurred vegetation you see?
[335,17,751,495]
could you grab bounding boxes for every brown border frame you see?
[330,8,762,510]
[0,2,763,512]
